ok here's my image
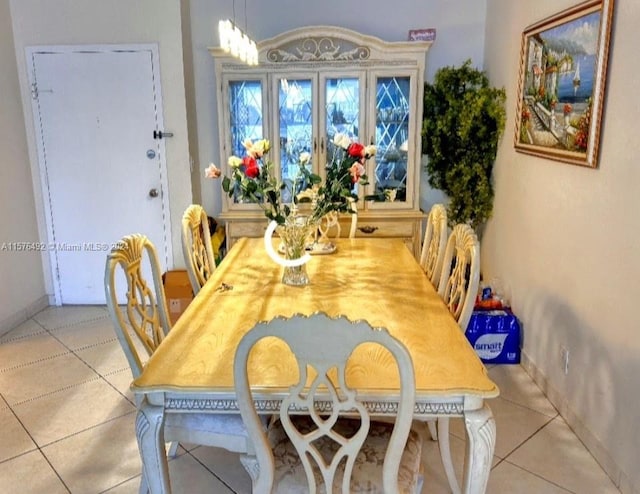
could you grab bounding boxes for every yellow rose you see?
[252,139,270,157]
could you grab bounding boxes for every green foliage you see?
[422,60,506,229]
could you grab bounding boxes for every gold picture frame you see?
[514,0,615,168]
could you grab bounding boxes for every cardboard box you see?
[162,270,194,325]
[465,309,521,364]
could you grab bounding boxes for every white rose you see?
[299,152,311,165]
[333,133,351,149]
[364,145,377,158]
[228,156,243,168]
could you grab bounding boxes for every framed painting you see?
[514,0,615,168]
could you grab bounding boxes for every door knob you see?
[149,188,159,198]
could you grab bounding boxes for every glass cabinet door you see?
[371,74,411,204]
[274,76,315,203]
[224,76,267,206]
[228,79,265,158]
[323,76,361,143]
[321,75,364,196]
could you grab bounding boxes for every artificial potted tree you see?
[422,60,506,232]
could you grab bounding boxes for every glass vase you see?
[277,215,316,286]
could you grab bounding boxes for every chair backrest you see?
[420,203,448,288]
[104,234,171,379]
[317,198,358,242]
[181,204,216,294]
[233,313,416,493]
[347,197,358,239]
[317,211,342,241]
[438,224,480,331]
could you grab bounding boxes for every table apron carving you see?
[164,396,466,417]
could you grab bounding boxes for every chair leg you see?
[427,419,438,440]
[437,418,461,494]
[239,454,260,483]
[167,441,180,458]
[138,474,149,494]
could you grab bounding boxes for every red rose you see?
[243,156,260,178]
[347,142,365,158]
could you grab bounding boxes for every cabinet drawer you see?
[225,216,422,258]
[352,220,415,238]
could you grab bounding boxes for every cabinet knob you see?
[358,226,378,234]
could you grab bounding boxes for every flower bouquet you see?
[206,135,375,285]
[205,134,374,226]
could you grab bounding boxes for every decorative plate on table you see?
[307,242,337,255]
[277,242,337,255]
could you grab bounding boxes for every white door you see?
[27,45,171,304]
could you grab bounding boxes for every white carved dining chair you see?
[420,203,448,289]
[417,204,448,470]
[181,204,216,295]
[347,196,358,239]
[316,197,358,243]
[233,313,423,493]
[438,223,480,332]
[317,211,342,242]
[104,234,254,493]
[431,223,481,494]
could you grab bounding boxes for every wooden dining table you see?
[132,237,499,493]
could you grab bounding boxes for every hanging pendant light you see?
[218,0,258,65]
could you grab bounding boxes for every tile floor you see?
[0,306,621,494]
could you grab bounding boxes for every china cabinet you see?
[210,26,432,256]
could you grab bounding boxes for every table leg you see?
[462,404,496,494]
[136,398,171,494]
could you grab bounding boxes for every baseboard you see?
[521,351,639,494]
[0,296,49,337]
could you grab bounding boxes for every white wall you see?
[188,0,487,218]
[0,0,47,332]
[483,1,640,492]
[8,0,193,280]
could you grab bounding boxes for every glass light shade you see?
[218,19,257,66]
[218,20,233,53]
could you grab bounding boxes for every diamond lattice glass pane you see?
[325,78,360,195]
[325,77,360,141]
[374,77,410,202]
[229,80,263,204]
[279,78,313,203]
[229,80,263,158]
